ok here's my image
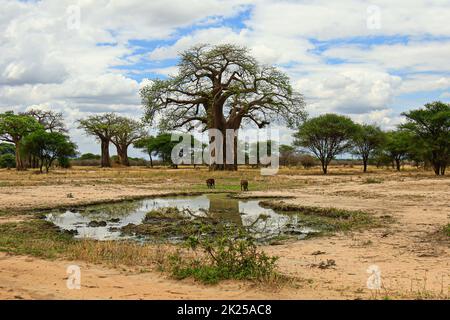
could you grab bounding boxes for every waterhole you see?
[46,194,318,242]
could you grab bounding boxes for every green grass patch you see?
[259,201,381,235]
[0,220,74,258]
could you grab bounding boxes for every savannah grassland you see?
[0,165,449,300]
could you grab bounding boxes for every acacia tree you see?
[140,44,305,171]
[0,112,43,170]
[22,130,77,173]
[352,124,386,173]
[383,130,413,171]
[401,101,450,176]
[294,114,358,174]
[22,109,67,168]
[134,136,156,167]
[110,117,147,166]
[78,113,119,168]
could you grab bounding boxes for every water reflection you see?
[46,194,317,241]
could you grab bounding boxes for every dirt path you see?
[1,252,363,300]
[0,170,449,299]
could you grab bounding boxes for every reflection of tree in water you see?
[77,200,143,219]
[207,195,243,227]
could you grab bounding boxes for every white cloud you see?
[2,0,450,155]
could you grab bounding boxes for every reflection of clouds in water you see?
[46,195,318,241]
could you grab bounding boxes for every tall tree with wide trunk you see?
[110,117,147,166]
[78,113,119,168]
[140,44,306,171]
[0,111,43,171]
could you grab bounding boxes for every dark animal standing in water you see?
[206,178,216,189]
[240,180,249,191]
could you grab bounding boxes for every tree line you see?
[0,44,448,175]
[0,109,76,172]
[293,101,450,175]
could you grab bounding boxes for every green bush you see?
[57,157,72,169]
[168,229,280,284]
[444,224,450,237]
[0,153,15,168]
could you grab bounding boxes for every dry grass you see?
[0,219,174,270]
[0,165,437,190]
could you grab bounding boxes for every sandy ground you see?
[0,168,449,300]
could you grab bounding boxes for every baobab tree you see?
[110,117,147,166]
[23,109,67,133]
[78,113,119,168]
[140,44,305,171]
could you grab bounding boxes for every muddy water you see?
[46,194,317,241]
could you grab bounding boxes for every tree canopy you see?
[401,101,450,175]
[294,114,358,174]
[23,109,67,133]
[110,116,147,166]
[352,124,386,173]
[78,113,119,168]
[0,111,43,170]
[21,130,77,173]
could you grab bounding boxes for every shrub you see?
[299,154,317,169]
[0,153,16,168]
[444,224,450,237]
[168,229,280,284]
[57,157,72,169]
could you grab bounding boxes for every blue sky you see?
[1,0,450,157]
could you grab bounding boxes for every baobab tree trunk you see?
[115,144,130,166]
[100,139,111,168]
[209,117,241,171]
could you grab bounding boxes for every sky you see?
[1,0,450,158]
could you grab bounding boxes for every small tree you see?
[111,117,147,166]
[352,124,386,173]
[298,154,317,169]
[383,130,413,171]
[78,113,118,168]
[0,154,15,169]
[0,142,15,169]
[0,112,43,170]
[401,101,450,176]
[279,145,297,167]
[23,109,68,169]
[134,136,156,167]
[0,143,15,156]
[22,130,77,173]
[294,114,358,174]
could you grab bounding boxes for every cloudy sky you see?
[2,0,450,157]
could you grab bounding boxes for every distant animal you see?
[240,180,249,191]
[206,178,215,189]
